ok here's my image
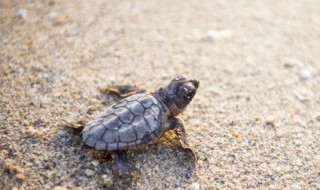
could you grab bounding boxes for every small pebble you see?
[16,9,27,18]
[232,131,241,138]
[102,174,112,186]
[294,87,314,102]
[202,29,233,42]
[57,130,67,137]
[299,69,312,81]
[53,186,68,190]
[291,184,301,190]
[282,58,295,68]
[47,12,58,20]
[266,115,276,123]
[91,160,99,167]
[85,169,95,177]
[218,170,226,177]
[265,116,276,128]
[293,140,302,146]
[40,97,51,104]
[16,173,25,181]
[295,159,302,166]
[190,182,200,190]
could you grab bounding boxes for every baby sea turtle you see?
[82,76,199,175]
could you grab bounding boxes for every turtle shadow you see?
[111,131,197,189]
[63,124,196,189]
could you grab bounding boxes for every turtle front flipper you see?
[101,85,146,98]
[112,150,139,176]
[170,118,197,160]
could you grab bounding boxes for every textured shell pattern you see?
[82,93,164,151]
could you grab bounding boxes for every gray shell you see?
[82,93,164,151]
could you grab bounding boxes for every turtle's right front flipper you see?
[169,118,197,160]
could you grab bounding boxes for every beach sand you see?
[1,0,320,189]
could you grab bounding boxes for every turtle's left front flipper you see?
[169,118,197,161]
[101,85,146,98]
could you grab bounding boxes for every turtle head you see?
[161,76,199,116]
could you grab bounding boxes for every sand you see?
[1,0,320,189]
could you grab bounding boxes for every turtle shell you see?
[82,93,164,151]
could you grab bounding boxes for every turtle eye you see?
[186,89,195,99]
[176,86,187,98]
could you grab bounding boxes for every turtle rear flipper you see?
[112,150,139,176]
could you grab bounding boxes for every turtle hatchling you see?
[82,76,199,175]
